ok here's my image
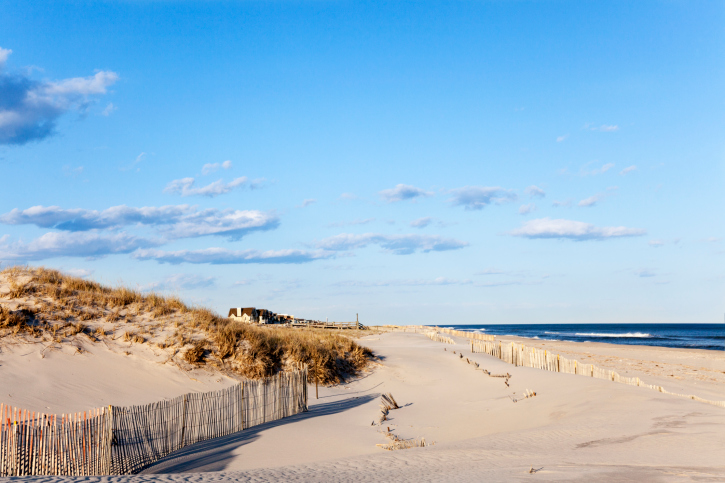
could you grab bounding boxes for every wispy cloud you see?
[150,273,217,291]
[578,194,604,207]
[518,203,536,215]
[327,218,375,228]
[410,217,432,228]
[298,199,316,208]
[379,184,433,203]
[0,204,279,241]
[120,152,146,172]
[334,277,473,287]
[101,103,116,116]
[524,185,545,198]
[63,165,84,178]
[164,177,248,197]
[476,268,505,275]
[635,268,656,278]
[619,165,637,175]
[201,160,232,175]
[585,123,619,132]
[580,162,615,176]
[316,233,468,255]
[648,240,664,247]
[447,186,517,210]
[510,218,646,241]
[134,247,332,265]
[552,199,573,208]
[0,49,118,145]
[556,134,569,142]
[0,231,158,261]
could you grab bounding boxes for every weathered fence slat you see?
[0,367,308,477]
[470,339,725,410]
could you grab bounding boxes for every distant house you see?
[258,309,277,324]
[228,307,259,324]
[228,307,295,325]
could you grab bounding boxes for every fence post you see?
[239,383,244,432]
[106,406,113,475]
[180,396,187,448]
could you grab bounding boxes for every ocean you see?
[440,323,724,351]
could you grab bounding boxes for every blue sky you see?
[0,1,723,325]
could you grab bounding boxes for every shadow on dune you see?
[140,393,379,474]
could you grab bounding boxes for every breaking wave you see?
[574,332,651,338]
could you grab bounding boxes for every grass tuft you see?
[1,265,373,383]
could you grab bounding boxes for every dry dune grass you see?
[0,266,372,384]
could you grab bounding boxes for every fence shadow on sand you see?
[141,393,379,474]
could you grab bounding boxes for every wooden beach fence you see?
[424,331,454,344]
[470,340,725,410]
[0,368,308,477]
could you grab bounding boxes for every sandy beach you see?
[5,330,725,482]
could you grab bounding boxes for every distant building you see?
[228,307,293,325]
[228,307,259,324]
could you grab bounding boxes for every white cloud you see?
[297,198,317,208]
[201,160,233,175]
[552,199,573,208]
[510,218,646,241]
[339,193,358,200]
[65,268,94,278]
[585,123,619,132]
[597,163,615,174]
[578,194,604,207]
[556,134,569,142]
[518,203,536,215]
[447,186,517,210]
[316,233,468,255]
[619,165,637,175]
[379,184,433,202]
[43,71,118,96]
[160,209,278,240]
[299,199,316,208]
[410,217,432,228]
[0,204,279,241]
[164,177,248,197]
[134,248,332,265]
[0,56,118,144]
[648,240,665,247]
[0,47,11,67]
[0,231,158,261]
[101,103,116,116]
[524,185,545,198]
